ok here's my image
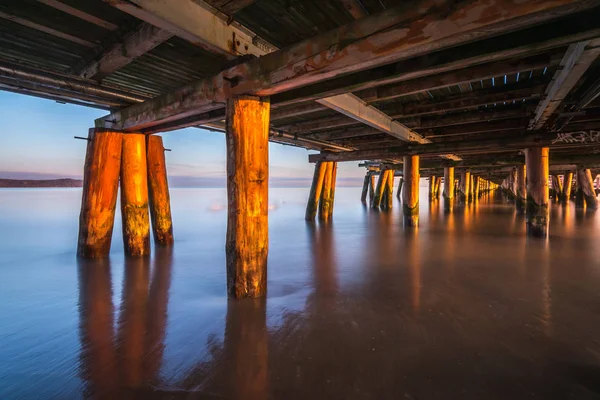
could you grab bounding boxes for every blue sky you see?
[0,92,364,186]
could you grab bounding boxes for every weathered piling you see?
[525,147,549,237]
[562,172,573,202]
[552,175,563,201]
[121,133,151,257]
[369,175,376,204]
[225,96,269,299]
[385,169,394,209]
[306,161,326,220]
[516,164,526,212]
[435,177,442,199]
[329,162,338,217]
[443,166,454,211]
[403,155,419,227]
[460,171,471,202]
[372,168,387,209]
[319,161,334,220]
[146,135,173,246]
[429,175,436,200]
[360,173,370,204]
[396,177,403,200]
[473,175,480,200]
[77,129,123,258]
[577,168,598,208]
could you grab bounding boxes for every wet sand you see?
[2,188,600,399]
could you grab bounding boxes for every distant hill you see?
[0,178,83,188]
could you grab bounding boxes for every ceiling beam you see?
[79,23,173,80]
[36,0,118,30]
[529,39,600,129]
[105,0,274,58]
[97,0,598,131]
[203,0,257,15]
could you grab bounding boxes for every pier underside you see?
[4,0,600,295]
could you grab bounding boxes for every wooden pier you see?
[3,0,600,297]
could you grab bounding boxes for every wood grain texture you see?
[577,168,598,208]
[226,96,270,299]
[147,135,174,246]
[77,129,123,259]
[370,174,376,204]
[403,155,419,227]
[319,162,334,220]
[525,147,549,237]
[121,133,151,257]
[385,168,394,209]
[306,161,327,220]
[372,168,387,209]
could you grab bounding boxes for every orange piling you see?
[146,135,173,246]
[306,161,326,220]
[403,155,419,227]
[525,147,549,237]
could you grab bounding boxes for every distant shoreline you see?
[0,178,83,188]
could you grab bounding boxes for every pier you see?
[2,0,600,301]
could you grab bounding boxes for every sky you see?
[0,92,365,187]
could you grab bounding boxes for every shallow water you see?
[2,187,600,399]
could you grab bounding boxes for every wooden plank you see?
[36,0,118,30]
[106,0,274,58]
[98,0,599,131]
[204,0,257,15]
[80,23,173,80]
[529,40,600,129]
[0,10,95,47]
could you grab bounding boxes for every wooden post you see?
[471,174,476,202]
[460,171,471,203]
[360,173,370,204]
[562,172,573,202]
[147,135,174,246]
[435,177,442,199]
[380,170,391,210]
[372,169,387,209]
[226,96,269,299]
[121,133,151,257]
[306,161,326,220]
[396,177,403,199]
[319,162,334,220]
[77,129,122,258]
[403,155,419,227]
[429,175,436,200]
[577,168,598,209]
[516,164,526,213]
[369,175,376,204]
[385,169,394,209]
[525,147,549,237]
[443,166,454,211]
[329,162,338,218]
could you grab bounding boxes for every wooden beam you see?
[358,54,556,103]
[339,0,368,19]
[36,0,118,30]
[530,40,600,129]
[80,23,173,80]
[0,10,95,47]
[203,0,257,15]
[98,0,599,131]
[106,0,274,58]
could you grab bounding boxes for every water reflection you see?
[77,248,173,399]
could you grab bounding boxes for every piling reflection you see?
[77,249,173,399]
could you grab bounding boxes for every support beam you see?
[576,168,598,208]
[120,133,151,257]
[372,168,387,209]
[80,24,173,80]
[37,0,119,30]
[77,129,123,258]
[530,40,600,130]
[147,135,174,246]
[473,175,480,200]
[370,175,376,204]
[339,0,368,19]
[516,164,527,212]
[429,176,436,200]
[330,162,338,217]
[106,0,273,58]
[360,173,370,204]
[396,177,403,200]
[525,147,550,237]
[460,171,471,203]
[226,96,269,298]
[403,155,419,227]
[98,0,598,131]
[443,167,454,211]
[307,161,327,219]
[562,172,574,201]
[319,162,335,220]
[385,169,394,209]
[204,0,257,15]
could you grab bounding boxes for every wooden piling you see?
[329,162,338,217]
[562,172,573,202]
[516,164,526,213]
[360,173,370,204]
[525,147,549,237]
[403,155,419,227]
[146,135,173,246]
[385,169,394,209]
[429,175,436,200]
[225,96,269,298]
[120,133,151,257]
[577,168,598,209]
[473,176,480,200]
[443,166,454,211]
[396,177,403,200]
[77,129,123,258]
[369,175,376,204]
[319,161,334,220]
[460,171,471,203]
[435,177,442,199]
[306,161,326,220]
[372,168,387,209]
